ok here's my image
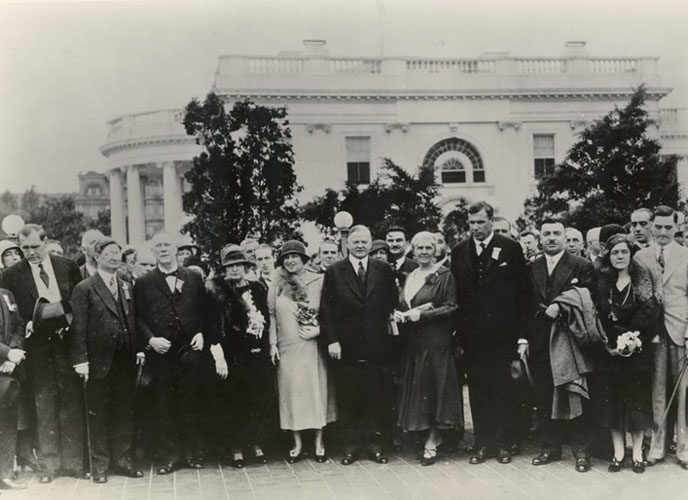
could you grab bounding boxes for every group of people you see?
[1,200,688,492]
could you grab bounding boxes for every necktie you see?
[109,276,118,299]
[478,242,486,256]
[357,261,366,286]
[547,258,555,275]
[658,247,666,272]
[38,263,50,288]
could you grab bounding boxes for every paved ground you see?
[5,389,688,500]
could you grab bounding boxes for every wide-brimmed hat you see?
[220,244,250,267]
[31,297,73,339]
[276,240,310,267]
[369,239,390,255]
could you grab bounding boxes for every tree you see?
[182,94,300,261]
[522,86,679,233]
[301,158,443,238]
[441,197,471,247]
[25,195,88,259]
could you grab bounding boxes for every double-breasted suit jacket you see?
[320,258,398,365]
[69,273,136,379]
[633,242,688,463]
[0,255,83,474]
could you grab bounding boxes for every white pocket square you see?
[571,278,579,284]
[499,262,508,267]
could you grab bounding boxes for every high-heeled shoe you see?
[253,449,268,465]
[632,460,645,474]
[421,448,437,466]
[314,449,328,463]
[286,449,304,464]
[608,457,623,473]
[230,454,245,469]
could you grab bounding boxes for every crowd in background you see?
[1,201,688,492]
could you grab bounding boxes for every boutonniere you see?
[491,247,501,260]
[2,294,17,312]
[121,282,132,300]
[175,280,184,293]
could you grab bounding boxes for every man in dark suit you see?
[78,229,105,279]
[385,226,418,286]
[0,224,84,483]
[320,225,398,465]
[451,201,527,464]
[70,238,144,483]
[521,218,595,472]
[0,287,28,490]
[134,231,209,474]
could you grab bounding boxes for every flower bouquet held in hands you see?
[616,330,642,357]
[295,303,319,327]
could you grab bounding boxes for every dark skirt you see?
[397,343,463,432]
[597,362,653,432]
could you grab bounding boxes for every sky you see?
[0,0,686,194]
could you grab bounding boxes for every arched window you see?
[423,138,485,184]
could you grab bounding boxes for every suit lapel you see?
[662,245,683,284]
[364,261,378,299]
[532,258,548,302]
[19,260,39,303]
[92,272,119,317]
[153,268,174,299]
[50,256,71,301]
[340,261,363,300]
[461,241,478,280]
[548,252,575,300]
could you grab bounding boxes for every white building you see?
[100,41,688,244]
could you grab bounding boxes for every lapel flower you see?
[2,294,17,311]
[491,247,501,260]
[175,280,184,293]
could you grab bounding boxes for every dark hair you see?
[468,201,494,219]
[595,234,637,326]
[94,238,121,255]
[653,205,678,223]
[385,225,408,240]
[183,255,209,274]
[540,217,565,230]
[520,230,537,239]
[121,248,136,263]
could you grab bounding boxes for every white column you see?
[108,168,127,244]
[126,165,145,245]
[162,161,182,234]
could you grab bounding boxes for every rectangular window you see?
[533,134,555,179]
[346,137,370,185]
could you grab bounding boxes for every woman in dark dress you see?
[394,231,462,466]
[207,244,273,468]
[594,234,660,474]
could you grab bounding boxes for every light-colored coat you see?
[633,242,688,346]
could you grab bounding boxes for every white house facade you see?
[100,41,688,244]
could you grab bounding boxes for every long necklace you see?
[608,280,632,322]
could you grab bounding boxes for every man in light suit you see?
[70,238,144,483]
[320,225,398,465]
[0,224,84,483]
[451,201,527,464]
[633,205,688,469]
[522,218,596,472]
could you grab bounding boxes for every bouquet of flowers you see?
[296,303,319,327]
[616,330,642,357]
[242,290,266,338]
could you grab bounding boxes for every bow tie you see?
[163,270,177,278]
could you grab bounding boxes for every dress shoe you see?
[341,453,356,466]
[643,457,664,467]
[230,458,245,469]
[497,448,512,464]
[668,441,677,455]
[156,464,173,475]
[632,460,645,474]
[82,471,92,480]
[253,450,268,465]
[608,457,623,473]
[286,451,304,464]
[94,474,108,484]
[369,452,388,464]
[469,447,494,465]
[314,453,328,463]
[181,459,203,470]
[532,451,561,466]
[114,467,144,478]
[39,474,53,484]
[575,457,591,473]
[679,461,688,471]
[421,448,437,467]
[0,478,27,490]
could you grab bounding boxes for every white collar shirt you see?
[349,255,369,274]
[97,269,118,296]
[158,264,179,293]
[655,240,676,263]
[29,256,61,303]
[474,232,495,256]
[545,250,566,275]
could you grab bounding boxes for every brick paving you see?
[5,388,688,500]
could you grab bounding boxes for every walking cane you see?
[649,355,688,459]
[82,378,93,480]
